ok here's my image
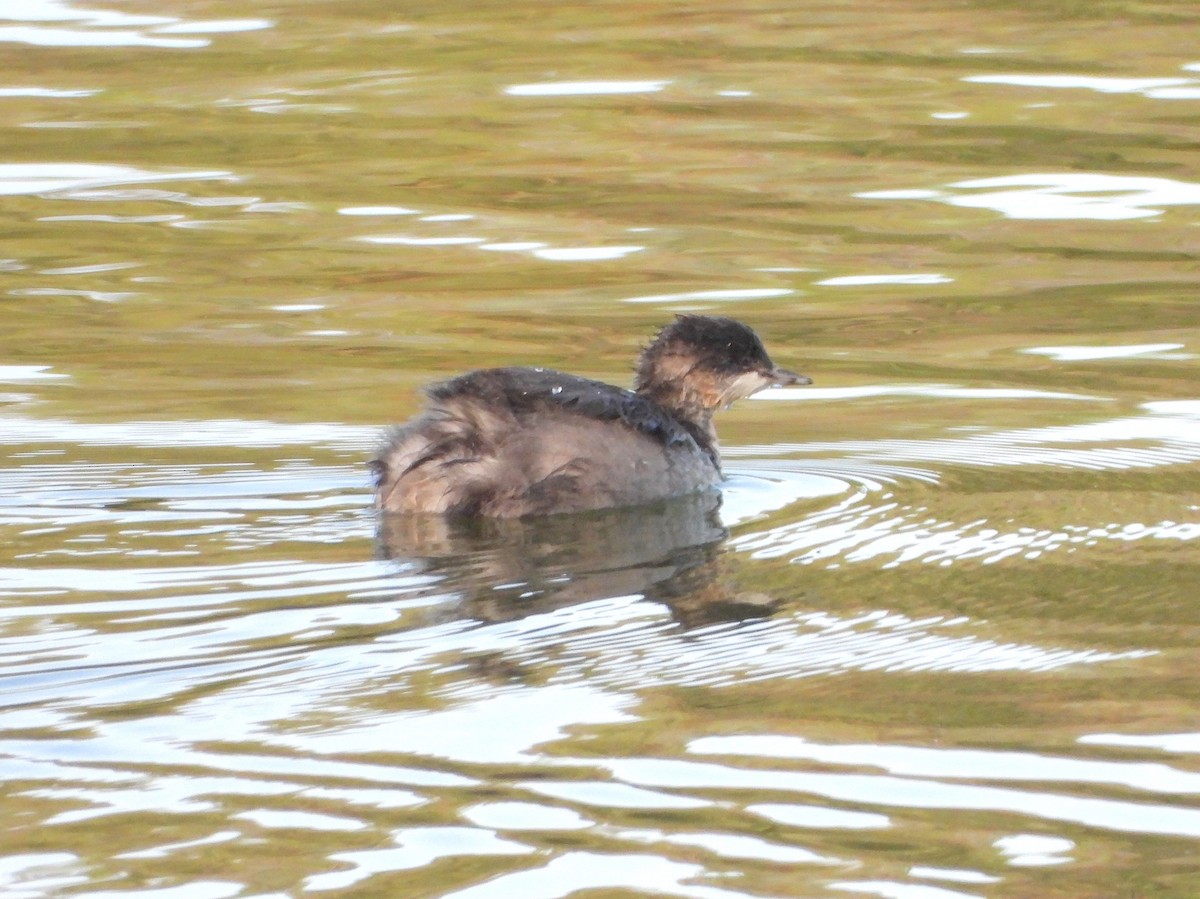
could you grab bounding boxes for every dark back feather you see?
[427,367,708,452]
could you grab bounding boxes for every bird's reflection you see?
[376,491,780,629]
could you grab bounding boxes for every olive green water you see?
[3,1,1200,896]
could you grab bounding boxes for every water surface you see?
[2,0,1199,896]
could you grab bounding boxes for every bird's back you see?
[371,367,719,517]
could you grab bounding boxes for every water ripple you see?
[689,735,1200,794]
[738,402,1200,473]
[601,757,1200,839]
[858,173,1200,221]
[369,601,1150,694]
[0,2,271,49]
[965,72,1200,100]
[0,163,233,196]
[0,416,374,448]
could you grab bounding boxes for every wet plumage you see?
[371,315,809,517]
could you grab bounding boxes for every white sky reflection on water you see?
[720,468,849,525]
[624,287,794,304]
[152,19,272,34]
[521,780,711,810]
[272,684,636,765]
[1,594,1144,798]
[828,879,981,898]
[3,0,171,25]
[352,229,644,262]
[0,86,99,97]
[729,484,1198,569]
[1023,343,1192,361]
[532,245,644,261]
[505,80,671,96]
[965,72,1200,100]
[908,866,1001,885]
[815,274,953,287]
[305,828,534,892]
[347,599,1152,695]
[0,1,271,48]
[479,241,548,252]
[688,736,1200,794]
[232,808,365,832]
[0,365,68,381]
[356,234,486,246]
[462,801,593,831]
[753,384,1104,402]
[337,205,420,216]
[0,416,376,448]
[600,758,1200,839]
[0,163,233,196]
[436,852,754,899]
[1079,733,1200,754]
[0,24,207,48]
[725,401,1200,568]
[748,805,891,831]
[618,828,839,864]
[993,834,1076,868]
[857,173,1200,220]
[733,400,1200,471]
[0,853,87,896]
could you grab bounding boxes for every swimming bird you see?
[371,315,809,517]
